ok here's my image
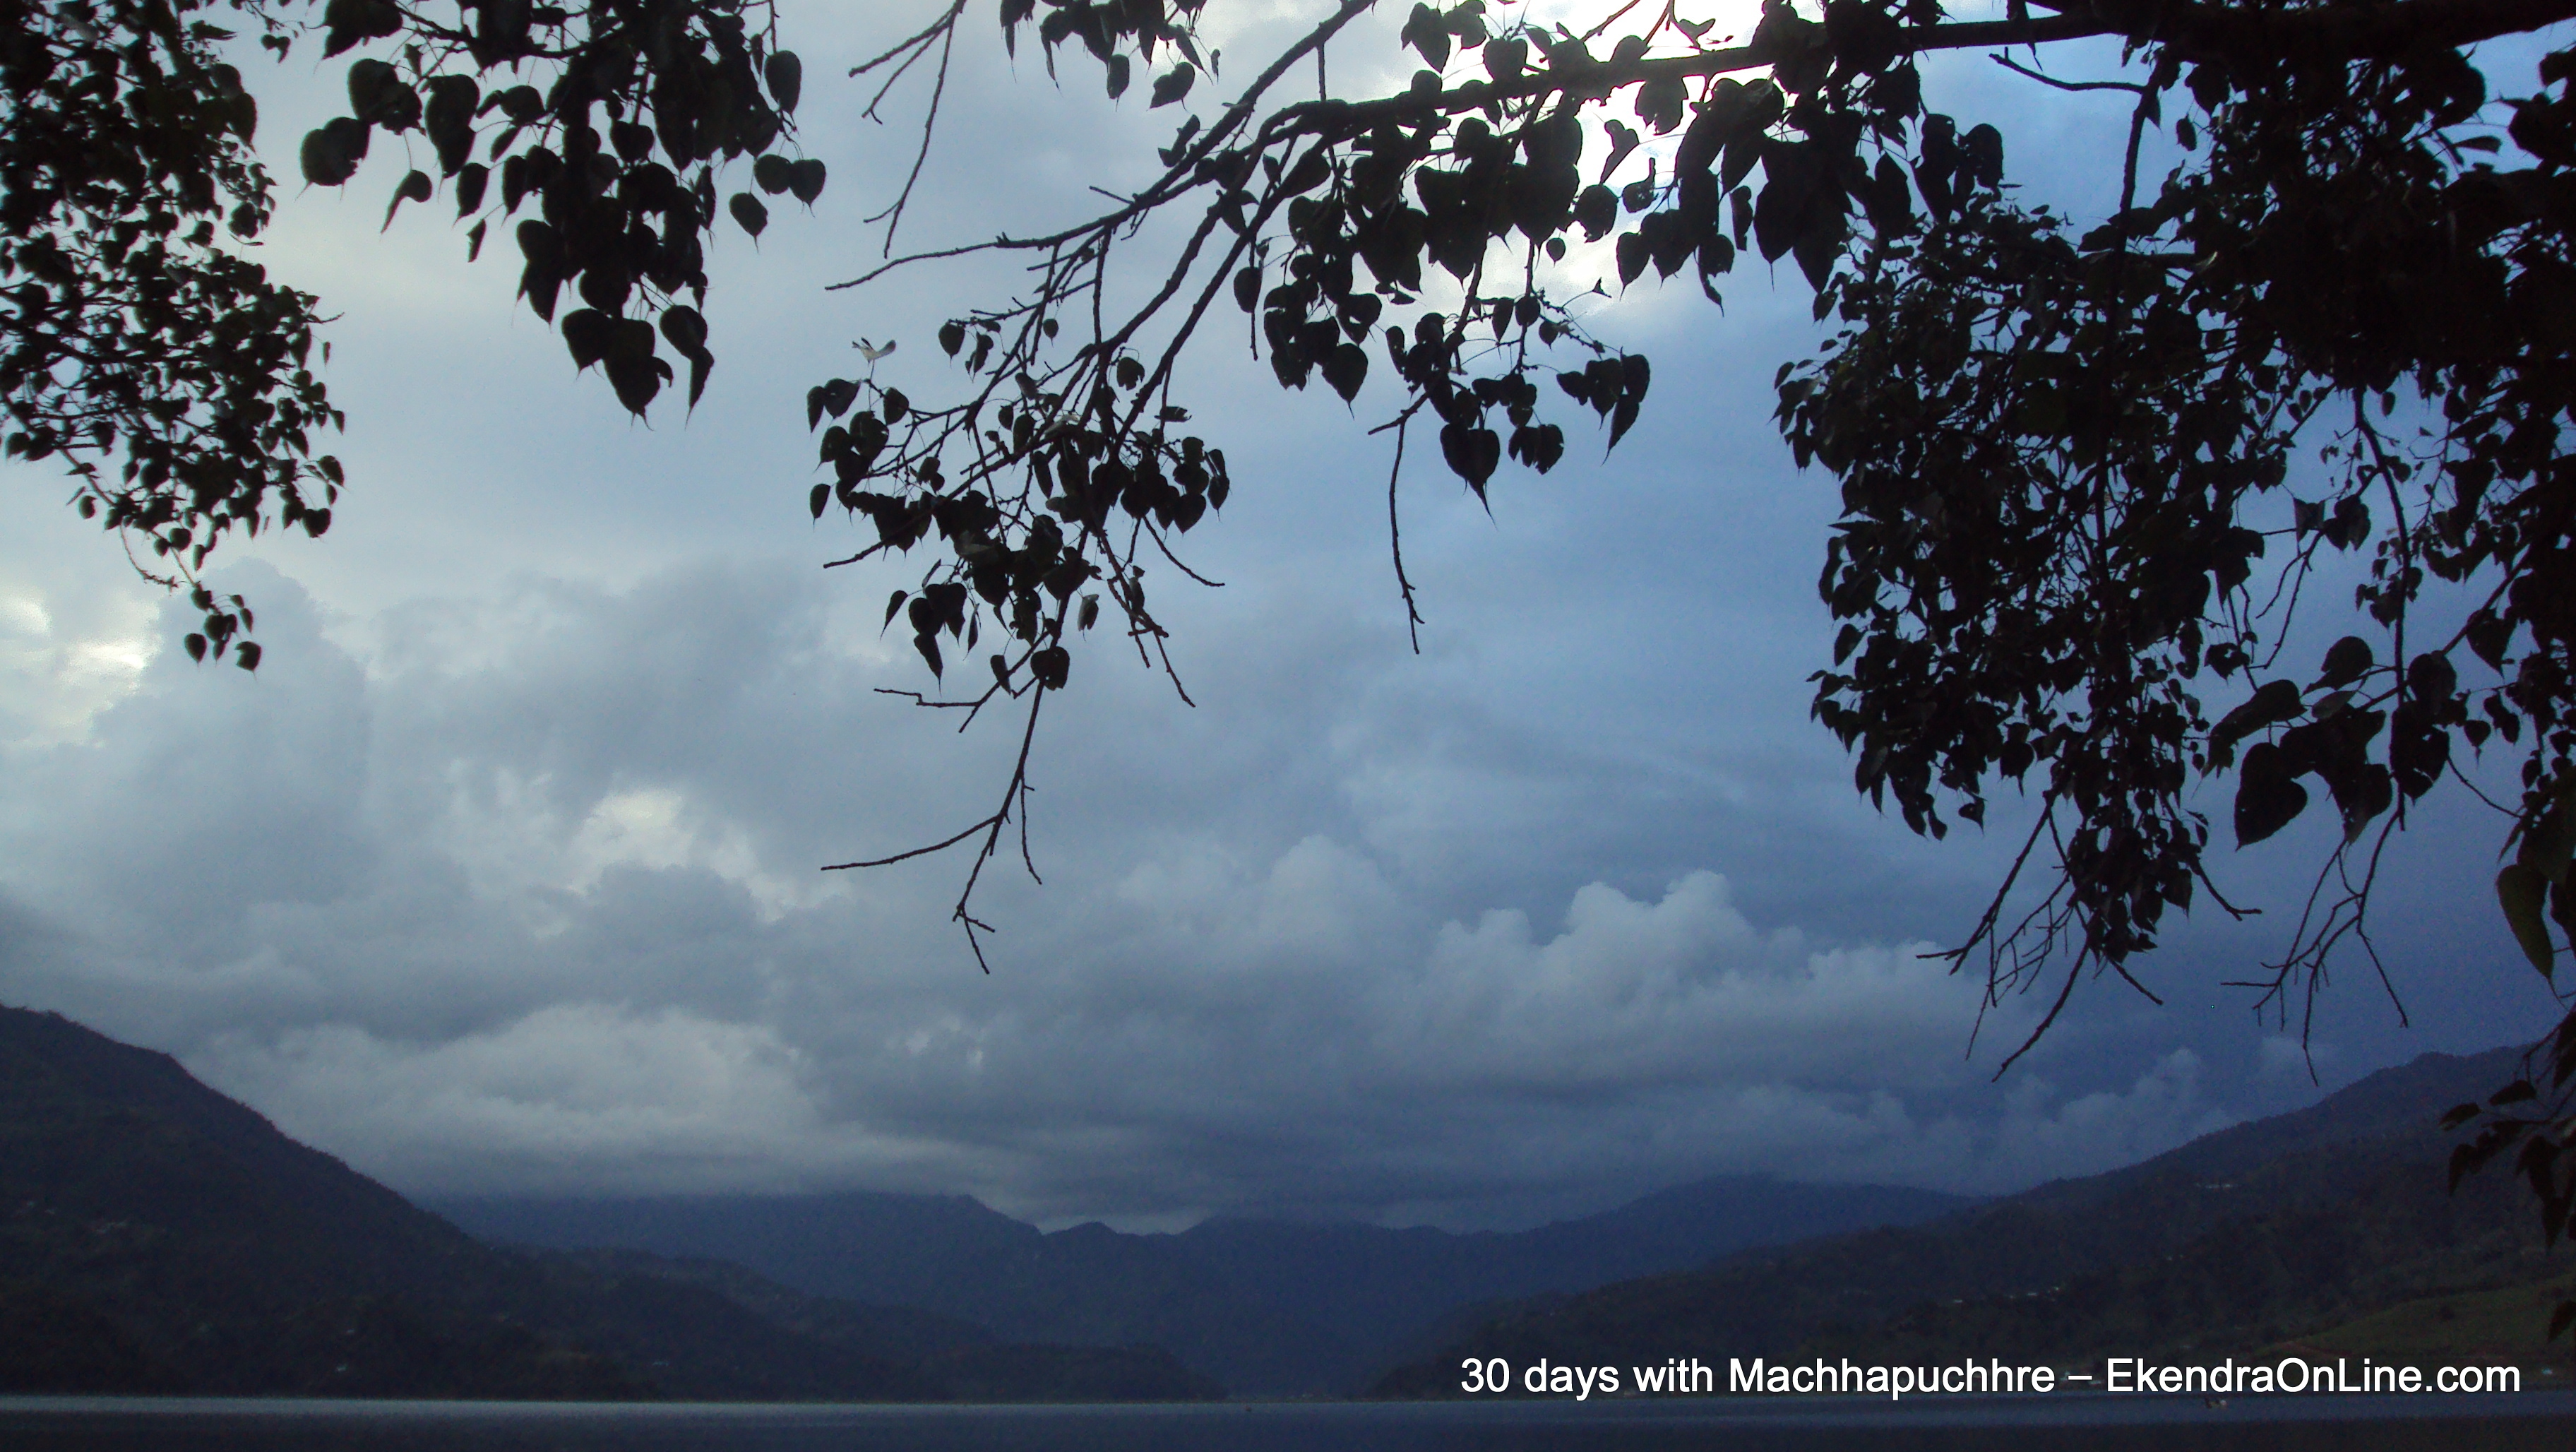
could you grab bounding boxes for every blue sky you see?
[0,0,2562,1231]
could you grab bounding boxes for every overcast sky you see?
[0,0,2563,1232]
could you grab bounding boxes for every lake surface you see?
[6,1394,2576,1451]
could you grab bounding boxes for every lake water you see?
[6,1394,2576,1451]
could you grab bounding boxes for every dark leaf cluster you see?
[1785,23,2576,1064]
[815,0,2576,1103]
[288,0,821,420]
[11,0,825,663]
[3,0,342,666]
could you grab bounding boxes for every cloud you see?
[1974,1049,2240,1191]
[0,547,2250,1226]
[193,1002,959,1198]
[0,551,2174,1220]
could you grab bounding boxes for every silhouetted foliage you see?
[798,0,2576,1313]
[4,0,823,662]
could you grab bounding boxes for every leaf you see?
[1439,422,1501,492]
[515,219,563,320]
[884,590,908,626]
[1401,4,1451,70]
[1607,354,1651,450]
[1320,344,1368,403]
[2327,761,2393,842]
[1150,67,1195,108]
[2520,792,2576,883]
[322,0,402,56]
[604,353,669,418]
[2407,650,2459,703]
[1864,154,1914,236]
[1510,422,1565,472]
[381,169,432,230]
[1600,121,1643,186]
[914,632,944,678]
[2467,609,2516,670]
[2234,741,2309,845]
[1616,232,1650,285]
[765,51,803,115]
[609,119,657,165]
[184,633,208,664]
[2500,861,2556,978]
[1960,123,2005,186]
[754,154,795,195]
[1032,645,1071,690]
[494,84,545,125]
[1634,76,1686,136]
[1106,54,1132,100]
[2208,679,2304,764]
[787,159,827,206]
[561,309,614,371]
[2313,634,2374,689]
[811,483,831,518]
[845,414,890,475]
[235,641,261,672]
[659,306,710,358]
[1280,148,1332,196]
[299,118,370,188]
[730,192,768,239]
[2390,703,2450,800]
[2453,1125,2524,1189]
[425,76,481,174]
[347,60,422,133]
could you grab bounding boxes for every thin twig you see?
[1385,405,1426,653]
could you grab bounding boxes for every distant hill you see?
[2263,1270,2576,1381]
[436,1174,1970,1393]
[1368,1046,2553,1395]
[1169,1177,1973,1369]
[0,1004,1217,1402]
[436,1191,1363,1393]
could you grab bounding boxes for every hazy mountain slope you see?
[0,1004,504,1316]
[440,1193,1359,1394]
[0,1005,1214,1401]
[1168,1177,1972,1361]
[538,1248,997,1362]
[2262,1269,2576,1377]
[440,1176,1972,1392]
[0,1005,631,1396]
[1806,1147,2552,1366]
[1368,1047,2538,1394]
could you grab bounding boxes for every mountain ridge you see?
[0,1004,1215,1401]
[434,1172,1974,1392]
[1364,1045,2548,1394]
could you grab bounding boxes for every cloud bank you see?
[0,559,2259,1227]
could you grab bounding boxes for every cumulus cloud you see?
[196,1004,880,1196]
[0,552,2254,1225]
